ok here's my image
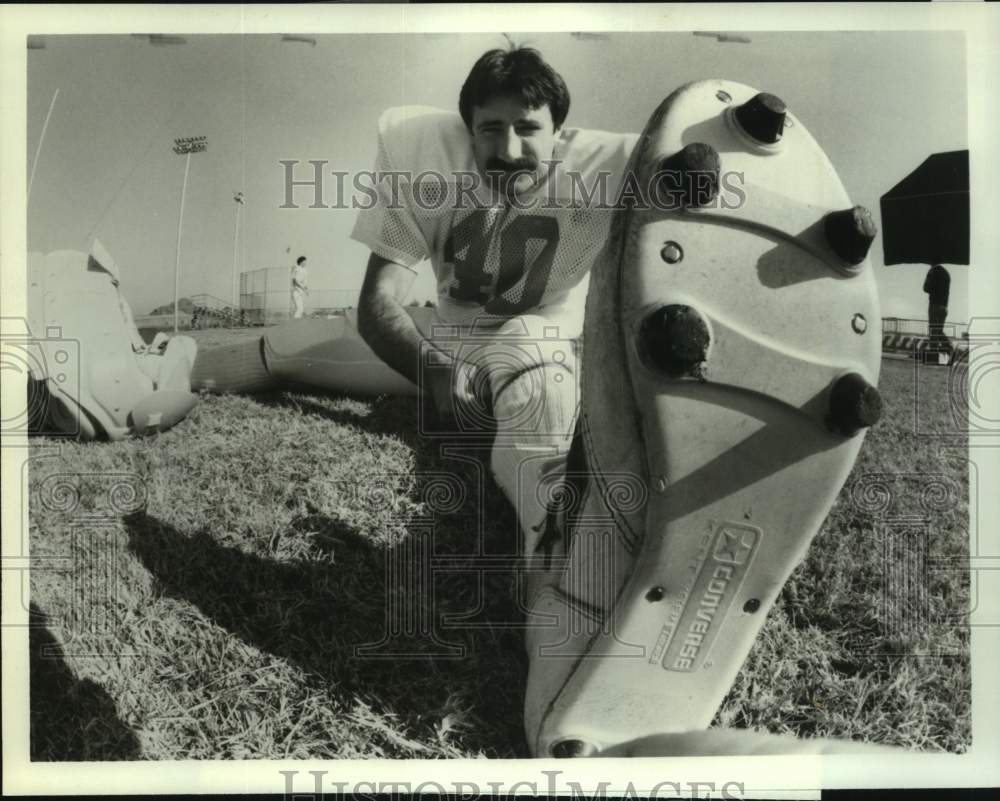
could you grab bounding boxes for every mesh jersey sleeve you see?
[349,110,430,272]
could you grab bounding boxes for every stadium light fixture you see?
[172,135,208,332]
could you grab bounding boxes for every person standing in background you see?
[291,256,308,319]
[923,263,952,357]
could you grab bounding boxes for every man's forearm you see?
[357,289,431,387]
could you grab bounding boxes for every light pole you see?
[28,88,59,205]
[172,135,207,332]
[232,191,245,317]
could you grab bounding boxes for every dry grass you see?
[28,332,970,759]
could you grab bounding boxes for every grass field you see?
[27,331,971,759]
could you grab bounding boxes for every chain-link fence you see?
[239,268,362,324]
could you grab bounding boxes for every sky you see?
[26,30,969,319]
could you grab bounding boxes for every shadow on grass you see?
[124,498,528,757]
[257,390,500,450]
[129,387,531,755]
[30,603,142,761]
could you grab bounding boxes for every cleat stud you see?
[656,143,721,208]
[824,206,877,266]
[735,92,787,144]
[828,373,882,436]
[640,304,711,379]
[551,739,598,758]
[660,241,684,264]
[646,586,666,602]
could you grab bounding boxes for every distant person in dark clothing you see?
[923,264,952,356]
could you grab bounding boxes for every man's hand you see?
[357,253,491,429]
[424,352,482,423]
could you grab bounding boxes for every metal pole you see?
[231,197,241,313]
[241,198,247,305]
[27,88,59,205]
[173,151,192,333]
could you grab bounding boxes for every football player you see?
[350,45,639,583]
[191,45,638,577]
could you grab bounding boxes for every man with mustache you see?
[350,45,638,574]
[139,44,634,557]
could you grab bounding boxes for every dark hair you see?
[459,47,570,131]
[296,256,306,265]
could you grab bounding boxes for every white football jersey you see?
[350,106,639,336]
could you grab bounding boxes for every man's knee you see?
[479,314,580,443]
[490,359,578,446]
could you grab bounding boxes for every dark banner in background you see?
[880,150,970,267]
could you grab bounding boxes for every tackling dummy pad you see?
[27,240,198,440]
[523,81,882,757]
[192,306,437,397]
[261,308,433,396]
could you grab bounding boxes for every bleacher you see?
[881,317,968,362]
[188,293,242,329]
